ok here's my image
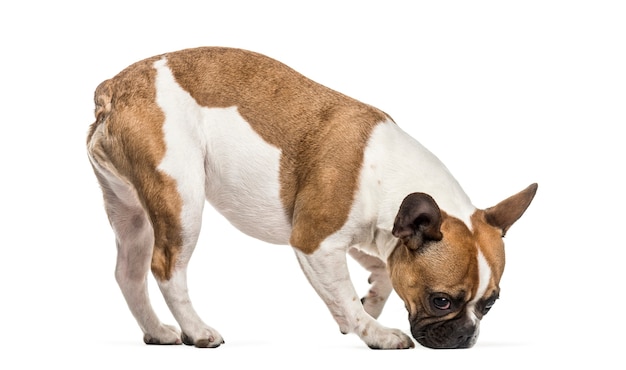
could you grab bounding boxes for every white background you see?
[1,1,624,368]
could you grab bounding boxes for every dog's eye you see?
[432,297,451,310]
[483,297,498,314]
[483,304,493,314]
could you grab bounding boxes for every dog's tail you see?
[86,78,124,187]
[94,79,113,124]
[87,79,113,144]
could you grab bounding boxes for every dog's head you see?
[387,183,537,349]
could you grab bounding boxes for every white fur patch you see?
[369,121,474,227]
[347,121,476,259]
[153,58,291,244]
[467,250,492,323]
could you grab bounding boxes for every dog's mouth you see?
[411,320,479,349]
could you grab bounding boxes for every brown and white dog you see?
[87,47,537,349]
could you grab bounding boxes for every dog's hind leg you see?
[349,248,393,319]
[153,179,224,349]
[151,138,224,348]
[88,68,221,347]
[92,168,182,345]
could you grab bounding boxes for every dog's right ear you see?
[392,193,443,250]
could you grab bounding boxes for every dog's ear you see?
[392,193,443,250]
[484,183,538,236]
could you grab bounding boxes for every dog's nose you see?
[454,324,478,348]
[455,334,475,348]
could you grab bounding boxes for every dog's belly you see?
[201,107,292,244]
[154,59,292,244]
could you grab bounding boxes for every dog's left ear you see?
[392,193,443,250]
[484,183,538,236]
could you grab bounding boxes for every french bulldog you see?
[87,47,537,349]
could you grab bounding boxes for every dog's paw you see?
[181,327,224,348]
[362,326,415,350]
[143,324,182,345]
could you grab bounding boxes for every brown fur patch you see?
[88,55,184,281]
[163,47,389,253]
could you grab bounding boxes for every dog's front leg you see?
[294,247,414,349]
[348,248,393,319]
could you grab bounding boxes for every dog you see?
[87,47,537,349]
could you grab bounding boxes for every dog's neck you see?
[356,121,476,260]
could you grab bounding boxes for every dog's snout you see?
[412,320,479,349]
[454,328,477,348]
